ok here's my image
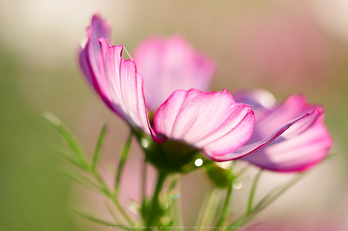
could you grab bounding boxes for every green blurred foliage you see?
[0,45,80,230]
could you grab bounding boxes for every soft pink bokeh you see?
[234,7,332,87]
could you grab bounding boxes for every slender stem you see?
[106,202,122,225]
[73,210,132,230]
[169,175,183,229]
[254,173,305,211]
[141,158,148,225]
[225,172,306,230]
[195,188,223,231]
[91,124,107,172]
[213,180,234,231]
[146,171,167,230]
[115,132,133,194]
[247,171,262,214]
[142,157,148,203]
[110,196,136,228]
[92,171,136,228]
[237,163,249,176]
[223,172,262,231]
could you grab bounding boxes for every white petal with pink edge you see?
[97,38,151,134]
[153,89,255,158]
[78,14,116,112]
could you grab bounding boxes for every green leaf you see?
[73,210,132,230]
[254,173,305,211]
[225,155,334,230]
[227,172,306,229]
[54,148,82,169]
[253,153,335,212]
[61,171,99,190]
[91,124,107,172]
[254,153,335,212]
[43,111,89,170]
[115,131,133,193]
[105,202,122,224]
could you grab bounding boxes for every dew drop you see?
[195,158,203,167]
[170,189,181,199]
[233,180,243,190]
[161,202,169,210]
[140,139,149,148]
[127,200,140,214]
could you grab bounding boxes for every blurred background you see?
[1,0,348,230]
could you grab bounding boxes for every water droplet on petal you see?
[233,180,243,190]
[195,158,203,167]
[170,189,181,199]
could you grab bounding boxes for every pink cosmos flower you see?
[78,14,332,170]
[132,35,215,111]
[234,90,333,172]
[78,14,255,161]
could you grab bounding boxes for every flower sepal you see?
[205,161,235,188]
[134,130,206,174]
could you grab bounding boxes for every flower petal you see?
[153,89,255,158]
[78,14,115,111]
[133,35,216,111]
[234,91,321,144]
[233,89,276,113]
[247,95,318,143]
[97,38,151,134]
[241,112,332,172]
[78,15,151,134]
[210,110,317,161]
[220,90,333,171]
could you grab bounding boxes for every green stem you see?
[92,171,136,228]
[195,188,223,231]
[91,124,107,172]
[141,158,148,225]
[110,196,136,229]
[115,131,133,194]
[142,158,147,203]
[146,171,167,230]
[247,171,262,214]
[213,180,234,231]
[106,202,122,225]
[73,210,132,230]
[225,172,306,230]
[169,175,183,229]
